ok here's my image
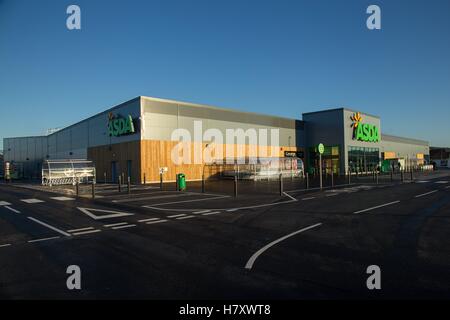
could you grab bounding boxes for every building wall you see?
[380,135,429,162]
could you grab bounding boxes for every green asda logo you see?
[351,112,380,142]
[108,113,135,137]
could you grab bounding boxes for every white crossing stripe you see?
[201,211,221,216]
[146,219,168,225]
[73,229,101,236]
[4,206,21,213]
[168,214,187,218]
[138,218,160,223]
[104,222,128,227]
[353,201,401,214]
[0,201,12,206]
[50,197,75,201]
[193,210,211,214]
[28,236,60,243]
[435,181,449,184]
[414,190,438,198]
[67,227,94,233]
[176,215,195,220]
[416,180,430,183]
[302,197,316,201]
[21,199,44,204]
[112,224,136,230]
[0,244,11,248]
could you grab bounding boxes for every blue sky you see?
[0,0,449,149]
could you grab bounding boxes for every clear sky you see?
[0,0,449,150]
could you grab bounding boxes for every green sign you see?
[108,113,135,137]
[318,143,325,155]
[351,112,380,143]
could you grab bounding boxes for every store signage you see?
[284,151,304,158]
[108,113,135,137]
[318,143,325,155]
[351,112,380,142]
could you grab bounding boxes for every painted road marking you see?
[326,193,339,197]
[176,215,195,220]
[0,201,12,206]
[446,186,450,189]
[435,181,449,184]
[4,206,21,213]
[21,199,44,204]
[245,223,323,270]
[416,180,430,183]
[0,244,11,248]
[104,222,128,228]
[414,190,438,198]
[67,227,94,233]
[146,219,168,225]
[301,197,316,201]
[112,224,136,230]
[226,208,239,212]
[353,201,401,214]
[77,207,134,220]
[50,196,75,201]
[27,217,72,237]
[193,210,211,214]
[167,214,187,218]
[283,192,297,201]
[202,211,220,216]
[147,195,230,207]
[138,218,160,223]
[72,229,101,236]
[28,236,60,243]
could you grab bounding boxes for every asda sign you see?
[108,112,136,137]
[351,112,380,142]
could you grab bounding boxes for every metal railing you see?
[42,159,96,186]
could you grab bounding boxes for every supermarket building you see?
[3,96,430,183]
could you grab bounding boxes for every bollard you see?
[348,169,351,185]
[127,176,131,194]
[305,172,309,190]
[279,173,283,196]
[175,176,179,191]
[401,171,404,183]
[143,173,146,185]
[76,181,79,197]
[118,176,122,192]
[234,175,238,198]
[410,169,413,181]
[331,171,334,187]
[91,181,96,199]
[160,173,163,190]
[376,171,379,184]
[202,174,205,193]
[104,172,107,184]
[390,170,393,182]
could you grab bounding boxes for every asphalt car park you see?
[0,170,449,299]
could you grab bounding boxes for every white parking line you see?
[27,217,72,237]
[73,229,101,236]
[138,218,160,223]
[67,227,94,233]
[414,190,438,198]
[353,200,401,214]
[167,214,187,218]
[326,193,339,197]
[4,206,21,213]
[435,181,449,184]
[245,223,323,270]
[283,192,297,201]
[301,197,316,201]
[104,222,128,227]
[202,211,220,216]
[146,219,168,225]
[21,199,44,204]
[0,244,11,248]
[176,215,195,220]
[112,224,136,230]
[0,201,12,206]
[28,236,60,243]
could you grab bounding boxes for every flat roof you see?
[302,107,381,119]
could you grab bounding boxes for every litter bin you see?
[177,173,186,191]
